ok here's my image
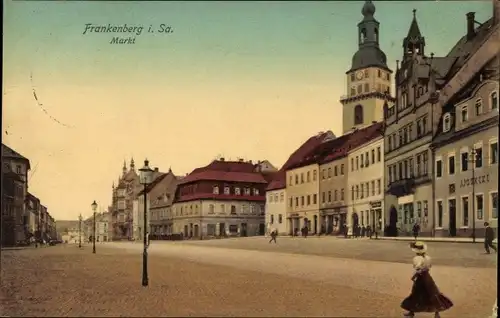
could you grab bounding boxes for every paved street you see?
[1,239,496,317]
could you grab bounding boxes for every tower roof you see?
[404,9,425,47]
[347,1,391,73]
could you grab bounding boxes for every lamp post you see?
[139,159,153,287]
[469,148,477,243]
[91,200,98,253]
[78,214,82,248]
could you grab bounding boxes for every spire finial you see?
[130,157,135,169]
[413,9,416,18]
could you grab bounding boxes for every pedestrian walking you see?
[361,225,366,237]
[412,223,420,240]
[367,225,372,239]
[484,222,497,254]
[401,241,453,318]
[268,229,277,244]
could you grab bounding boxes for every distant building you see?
[172,158,275,238]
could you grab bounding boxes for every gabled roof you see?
[2,144,31,169]
[266,131,335,191]
[138,172,169,195]
[179,160,268,185]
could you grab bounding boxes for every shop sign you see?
[370,201,382,208]
[460,174,490,188]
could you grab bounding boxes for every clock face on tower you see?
[356,71,364,80]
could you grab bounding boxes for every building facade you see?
[265,187,287,235]
[346,127,385,233]
[383,9,495,237]
[431,57,499,238]
[340,0,394,135]
[172,159,270,238]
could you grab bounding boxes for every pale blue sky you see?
[2,1,492,219]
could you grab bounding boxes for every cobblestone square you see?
[2,238,493,317]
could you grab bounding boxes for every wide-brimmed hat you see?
[410,241,427,254]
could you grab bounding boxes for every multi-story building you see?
[346,122,385,233]
[383,8,495,237]
[25,193,40,240]
[265,132,334,235]
[172,158,272,238]
[111,159,140,240]
[135,168,179,240]
[340,0,394,135]
[1,144,31,246]
[430,13,498,238]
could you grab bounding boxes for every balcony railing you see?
[387,178,416,197]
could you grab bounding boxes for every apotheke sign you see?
[459,173,490,188]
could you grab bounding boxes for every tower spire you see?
[403,8,425,59]
[122,160,127,176]
[130,157,135,170]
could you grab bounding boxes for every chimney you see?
[238,158,244,162]
[154,167,159,172]
[466,12,475,40]
[248,160,253,164]
[220,157,225,162]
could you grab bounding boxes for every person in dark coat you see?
[268,229,277,244]
[401,242,453,318]
[367,225,372,238]
[361,225,366,237]
[484,222,497,254]
[412,223,420,240]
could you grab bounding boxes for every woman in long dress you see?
[401,241,453,317]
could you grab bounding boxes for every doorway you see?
[259,223,265,235]
[194,224,199,238]
[219,223,226,237]
[313,215,318,234]
[388,205,398,236]
[448,199,457,237]
[352,213,359,227]
[240,223,248,237]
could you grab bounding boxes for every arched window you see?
[212,185,219,194]
[475,98,483,115]
[209,204,214,214]
[360,28,367,44]
[374,28,379,42]
[491,91,498,110]
[443,113,451,132]
[354,104,364,125]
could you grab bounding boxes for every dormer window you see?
[491,91,498,110]
[235,187,241,195]
[244,188,251,195]
[461,106,468,122]
[475,99,483,115]
[213,186,219,194]
[443,113,451,132]
[253,188,260,196]
[224,186,230,195]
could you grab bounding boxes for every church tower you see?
[341,0,394,134]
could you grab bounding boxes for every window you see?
[356,185,359,199]
[295,197,299,207]
[280,193,284,202]
[409,158,414,177]
[436,159,442,177]
[462,197,469,226]
[377,147,381,162]
[313,170,317,181]
[307,171,310,182]
[322,192,326,203]
[351,158,354,171]
[295,175,299,184]
[354,105,364,125]
[341,189,345,200]
[270,215,274,224]
[365,152,369,166]
[356,157,359,170]
[398,161,403,179]
[278,214,283,224]
[360,184,364,199]
[301,196,305,206]
[461,106,468,122]
[351,87,356,96]
[357,85,362,94]
[221,205,225,214]
[490,141,498,164]
[388,137,392,151]
[491,91,498,110]
[321,169,326,180]
[437,201,443,228]
[340,164,344,175]
[351,73,355,81]
[244,188,251,195]
[378,69,381,78]
[313,194,317,204]
[448,155,455,175]
[289,198,293,208]
[371,181,375,196]
[235,187,241,195]
[307,195,311,205]
[301,173,304,183]
[209,204,215,214]
[371,149,375,164]
[476,194,484,220]
[443,113,451,132]
[491,192,498,219]
[328,191,332,203]
[224,187,230,195]
[327,168,332,178]
[334,190,338,201]
[212,186,219,194]
[474,146,483,168]
[351,186,355,200]
[289,176,293,186]
[334,166,338,176]
[16,165,21,174]
[361,154,365,168]
[364,69,369,78]
[364,83,369,92]
[230,205,236,214]
[475,99,483,115]
[461,151,468,171]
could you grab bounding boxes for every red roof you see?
[178,160,268,185]
[175,193,266,203]
[266,132,333,191]
[291,122,384,169]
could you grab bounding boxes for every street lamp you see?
[139,159,154,287]
[91,200,98,253]
[79,214,82,248]
[469,148,477,243]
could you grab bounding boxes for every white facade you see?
[346,137,385,231]
[265,188,287,235]
[172,199,265,238]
